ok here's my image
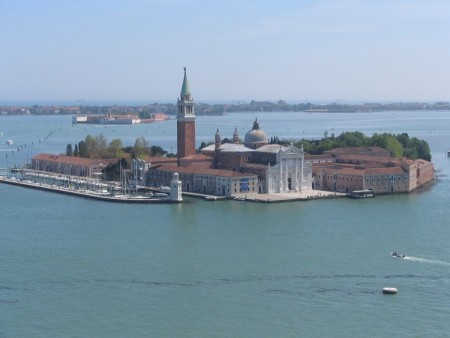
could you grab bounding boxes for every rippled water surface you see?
[1,111,450,337]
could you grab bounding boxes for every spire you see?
[180,67,191,99]
[233,127,239,143]
[252,118,260,130]
[215,128,221,150]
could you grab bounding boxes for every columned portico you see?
[266,144,312,193]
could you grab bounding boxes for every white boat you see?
[205,195,218,201]
[158,185,171,193]
[153,192,169,199]
[349,188,375,198]
[391,252,405,258]
[382,287,398,294]
[6,139,13,145]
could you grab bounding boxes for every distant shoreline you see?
[1,100,449,116]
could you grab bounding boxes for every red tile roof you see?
[32,153,110,166]
[153,165,255,177]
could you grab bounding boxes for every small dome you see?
[244,118,268,149]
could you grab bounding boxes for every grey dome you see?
[244,118,269,149]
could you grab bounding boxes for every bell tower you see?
[215,129,221,150]
[177,67,196,160]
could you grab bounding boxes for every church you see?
[145,69,313,196]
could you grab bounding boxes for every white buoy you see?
[382,287,398,294]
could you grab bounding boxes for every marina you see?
[0,169,181,203]
[0,175,172,203]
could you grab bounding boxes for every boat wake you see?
[402,256,450,266]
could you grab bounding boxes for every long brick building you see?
[310,147,434,194]
[31,154,112,178]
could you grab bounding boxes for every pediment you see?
[279,145,303,155]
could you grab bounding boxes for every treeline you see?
[270,131,431,161]
[65,134,173,159]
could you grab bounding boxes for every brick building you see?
[312,148,435,194]
[31,154,112,178]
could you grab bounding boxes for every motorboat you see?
[391,252,405,258]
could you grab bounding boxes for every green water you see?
[1,112,450,337]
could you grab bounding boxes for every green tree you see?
[95,134,108,157]
[108,138,124,158]
[84,135,97,157]
[66,144,73,156]
[133,136,150,158]
[150,146,167,157]
[396,133,411,148]
[385,135,404,157]
[78,141,88,158]
[338,131,367,147]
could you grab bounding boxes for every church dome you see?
[244,118,269,149]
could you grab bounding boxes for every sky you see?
[0,0,449,103]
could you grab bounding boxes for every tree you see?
[133,136,150,158]
[73,144,79,157]
[84,135,97,157]
[95,134,108,157]
[385,135,404,157]
[108,138,124,158]
[338,131,367,147]
[78,141,88,157]
[66,144,73,156]
[150,145,167,157]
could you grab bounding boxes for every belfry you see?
[177,68,196,160]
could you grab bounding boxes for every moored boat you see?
[205,195,218,201]
[348,188,375,198]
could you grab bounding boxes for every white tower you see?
[170,173,183,202]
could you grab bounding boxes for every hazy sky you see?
[0,0,449,102]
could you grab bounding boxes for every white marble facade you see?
[266,145,312,193]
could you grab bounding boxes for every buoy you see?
[383,287,397,294]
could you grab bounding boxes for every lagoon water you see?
[1,111,450,337]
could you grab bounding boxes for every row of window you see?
[321,174,409,183]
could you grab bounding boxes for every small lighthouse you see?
[170,173,183,202]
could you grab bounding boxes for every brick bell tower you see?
[177,67,196,160]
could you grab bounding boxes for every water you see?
[1,111,450,337]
